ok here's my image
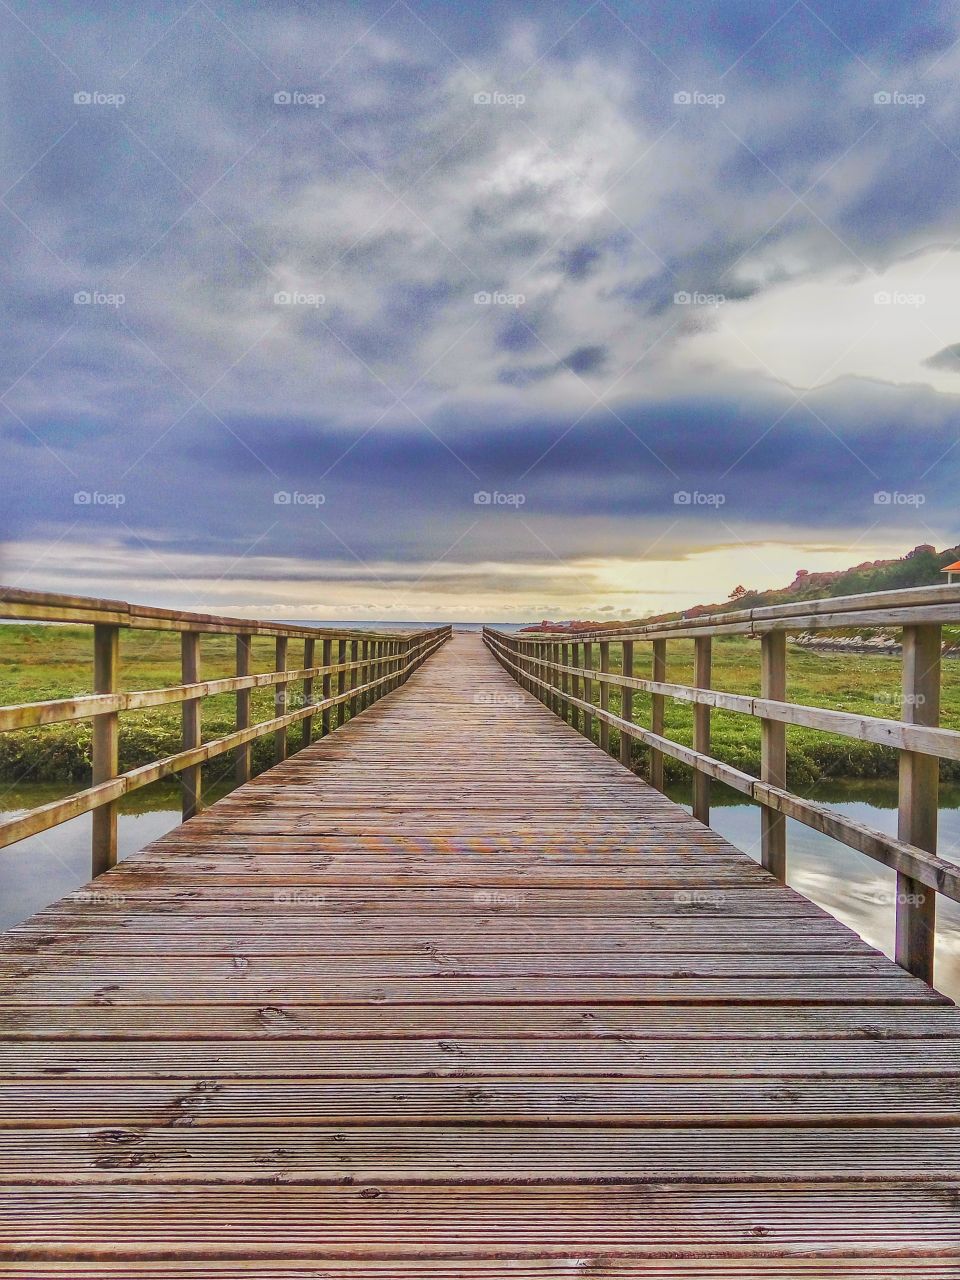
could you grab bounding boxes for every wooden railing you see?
[0,587,449,872]
[484,583,960,985]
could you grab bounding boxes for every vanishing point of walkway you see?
[0,633,959,1274]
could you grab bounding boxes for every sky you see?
[1,0,959,623]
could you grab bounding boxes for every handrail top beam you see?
[0,585,448,641]
[484,581,960,643]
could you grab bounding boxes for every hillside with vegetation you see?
[522,543,960,635]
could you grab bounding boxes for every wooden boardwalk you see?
[1,632,959,1275]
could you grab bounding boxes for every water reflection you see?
[0,782,223,932]
[668,781,960,1002]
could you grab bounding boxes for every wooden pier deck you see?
[1,632,959,1275]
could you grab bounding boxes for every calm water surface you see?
[2,778,959,1000]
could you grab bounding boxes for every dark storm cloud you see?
[924,344,960,372]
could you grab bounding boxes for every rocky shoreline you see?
[793,632,960,657]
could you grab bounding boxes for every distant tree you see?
[728,585,748,601]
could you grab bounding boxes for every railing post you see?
[692,637,712,823]
[235,635,252,787]
[181,631,202,820]
[760,630,787,882]
[650,639,666,792]
[896,623,941,983]
[560,642,570,721]
[361,639,370,709]
[620,640,633,769]
[302,637,316,747]
[571,642,582,731]
[321,637,332,736]
[91,623,119,877]
[598,641,611,754]
[553,641,562,716]
[275,636,289,762]
[337,639,347,726]
[349,638,359,716]
[582,641,594,743]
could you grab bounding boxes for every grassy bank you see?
[1,625,958,784]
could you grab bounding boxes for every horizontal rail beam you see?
[514,655,960,763]
[492,580,960,642]
[0,585,441,641]
[483,631,960,906]
[0,654,399,731]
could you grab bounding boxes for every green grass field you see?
[0,624,355,783]
[0,625,958,784]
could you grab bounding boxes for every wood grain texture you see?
[1,633,959,1274]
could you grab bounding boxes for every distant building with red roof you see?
[942,560,960,584]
